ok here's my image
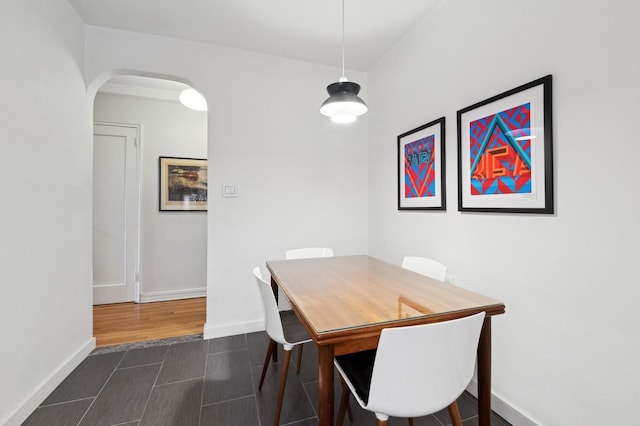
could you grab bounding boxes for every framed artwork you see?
[159,156,208,211]
[397,117,446,210]
[457,75,553,214]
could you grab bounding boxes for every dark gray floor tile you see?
[119,345,169,368]
[156,340,207,385]
[434,391,478,425]
[203,349,253,405]
[250,330,317,384]
[252,355,306,395]
[203,349,254,404]
[43,352,124,404]
[286,418,319,426]
[79,364,160,426]
[492,413,512,426]
[246,331,297,369]
[254,362,316,425]
[302,373,349,419]
[208,334,248,353]
[22,399,93,426]
[460,413,511,426]
[200,395,260,426]
[140,378,203,426]
[29,332,513,426]
[296,342,318,383]
[458,391,481,419]
[388,414,443,425]
[246,331,275,367]
[304,379,370,426]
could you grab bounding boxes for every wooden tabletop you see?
[267,255,505,346]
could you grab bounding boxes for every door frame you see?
[93,121,143,303]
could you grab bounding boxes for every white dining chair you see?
[401,256,447,281]
[253,267,312,426]
[400,255,456,424]
[334,312,486,426]
[285,247,334,260]
[282,249,334,311]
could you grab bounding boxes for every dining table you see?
[266,255,505,426]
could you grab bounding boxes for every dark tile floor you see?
[23,332,512,426]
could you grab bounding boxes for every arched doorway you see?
[90,72,208,346]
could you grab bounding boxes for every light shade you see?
[320,81,368,123]
[179,88,207,111]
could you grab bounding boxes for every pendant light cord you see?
[341,0,346,80]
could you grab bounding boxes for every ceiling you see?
[68,0,441,71]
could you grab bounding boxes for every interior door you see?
[93,123,140,305]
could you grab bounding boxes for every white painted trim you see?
[466,379,541,426]
[139,287,207,303]
[203,319,264,340]
[3,338,96,426]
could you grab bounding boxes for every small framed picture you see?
[159,156,208,211]
[457,75,553,213]
[398,117,446,210]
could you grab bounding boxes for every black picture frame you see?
[457,75,553,214]
[397,117,446,211]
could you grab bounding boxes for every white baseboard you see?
[203,319,264,340]
[3,337,96,426]
[139,287,206,303]
[466,379,540,426]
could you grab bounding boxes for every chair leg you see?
[407,418,414,426]
[274,349,292,426]
[376,419,388,426]
[346,398,354,422]
[296,343,304,374]
[337,379,350,426]
[447,401,462,426]
[259,339,277,390]
[337,378,354,423]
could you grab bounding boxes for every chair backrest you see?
[252,267,286,345]
[401,256,447,281]
[285,247,334,260]
[366,312,485,418]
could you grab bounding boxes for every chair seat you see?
[280,310,311,345]
[335,349,376,405]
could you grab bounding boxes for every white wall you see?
[84,27,369,338]
[368,0,640,425]
[0,1,94,424]
[93,93,208,300]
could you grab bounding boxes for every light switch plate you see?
[222,184,237,197]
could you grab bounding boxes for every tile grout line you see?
[74,351,126,426]
[246,335,264,426]
[135,347,166,425]
[198,342,211,426]
[34,396,94,409]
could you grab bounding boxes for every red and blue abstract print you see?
[404,135,436,198]
[469,103,532,195]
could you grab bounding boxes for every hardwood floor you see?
[93,297,206,347]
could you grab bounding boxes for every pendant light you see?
[320,0,368,123]
[179,88,208,111]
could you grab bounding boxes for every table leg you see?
[477,316,492,426]
[318,344,334,426]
